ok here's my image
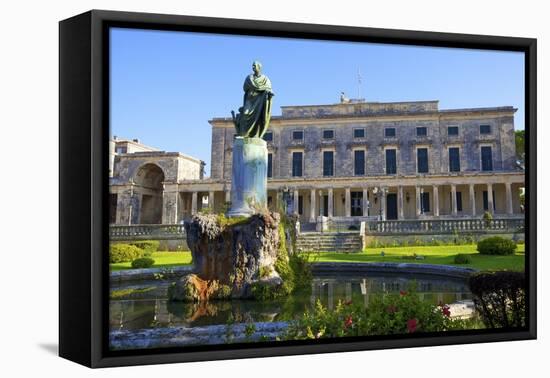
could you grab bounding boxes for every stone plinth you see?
[227,136,267,217]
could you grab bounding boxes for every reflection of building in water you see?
[311,277,471,309]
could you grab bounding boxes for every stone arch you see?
[133,163,165,224]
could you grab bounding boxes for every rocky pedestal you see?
[169,211,284,302]
[227,136,267,217]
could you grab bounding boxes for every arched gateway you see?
[133,163,165,224]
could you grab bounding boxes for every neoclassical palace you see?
[109,99,524,226]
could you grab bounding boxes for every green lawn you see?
[109,244,525,272]
[308,244,525,271]
[110,251,193,271]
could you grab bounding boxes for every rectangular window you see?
[298,195,303,215]
[385,149,397,175]
[292,151,303,177]
[385,128,396,137]
[456,191,463,212]
[448,126,459,136]
[263,132,273,141]
[449,147,461,172]
[483,191,496,211]
[421,192,430,213]
[267,153,273,178]
[115,146,127,154]
[322,129,334,139]
[292,130,303,140]
[354,128,365,138]
[416,127,427,136]
[417,148,429,173]
[323,151,334,177]
[481,146,493,171]
[480,124,491,134]
[354,150,365,176]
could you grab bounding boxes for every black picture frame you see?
[59,9,537,368]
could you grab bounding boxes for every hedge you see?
[109,243,143,263]
[131,257,155,269]
[477,237,517,255]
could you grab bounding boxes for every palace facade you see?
[110,99,525,226]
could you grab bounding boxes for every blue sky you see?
[110,28,524,175]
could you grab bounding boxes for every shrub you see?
[477,237,517,255]
[289,251,313,291]
[109,243,143,263]
[253,220,313,301]
[482,211,493,227]
[454,254,472,264]
[131,257,155,269]
[273,222,295,296]
[285,284,470,340]
[129,240,160,255]
[468,271,526,328]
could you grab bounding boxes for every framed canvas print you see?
[59,10,536,368]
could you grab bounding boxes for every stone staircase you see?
[296,232,363,253]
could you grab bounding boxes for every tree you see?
[515,129,525,166]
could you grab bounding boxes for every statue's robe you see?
[237,73,273,138]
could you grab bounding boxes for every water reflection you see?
[110,274,472,331]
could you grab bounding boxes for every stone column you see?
[208,190,215,209]
[293,189,299,216]
[487,183,494,214]
[310,189,316,222]
[398,186,404,220]
[451,184,457,216]
[469,184,476,216]
[191,191,198,215]
[433,185,440,217]
[345,188,351,217]
[505,182,513,215]
[162,184,179,224]
[225,189,231,203]
[363,187,369,217]
[415,186,421,218]
[115,188,133,225]
[380,189,386,221]
[328,188,334,218]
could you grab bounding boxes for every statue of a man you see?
[232,61,274,138]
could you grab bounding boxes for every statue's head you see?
[252,61,262,75]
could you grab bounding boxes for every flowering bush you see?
[285,284,471,340]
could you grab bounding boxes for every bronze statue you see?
[232,61,274,138]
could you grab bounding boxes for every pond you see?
[110,273,473,333]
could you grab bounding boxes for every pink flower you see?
[344,315,353,328]
[407,318,418,333]
[442,305,451,317]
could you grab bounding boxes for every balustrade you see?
[365,218,524,235]
[109,224,186,240]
